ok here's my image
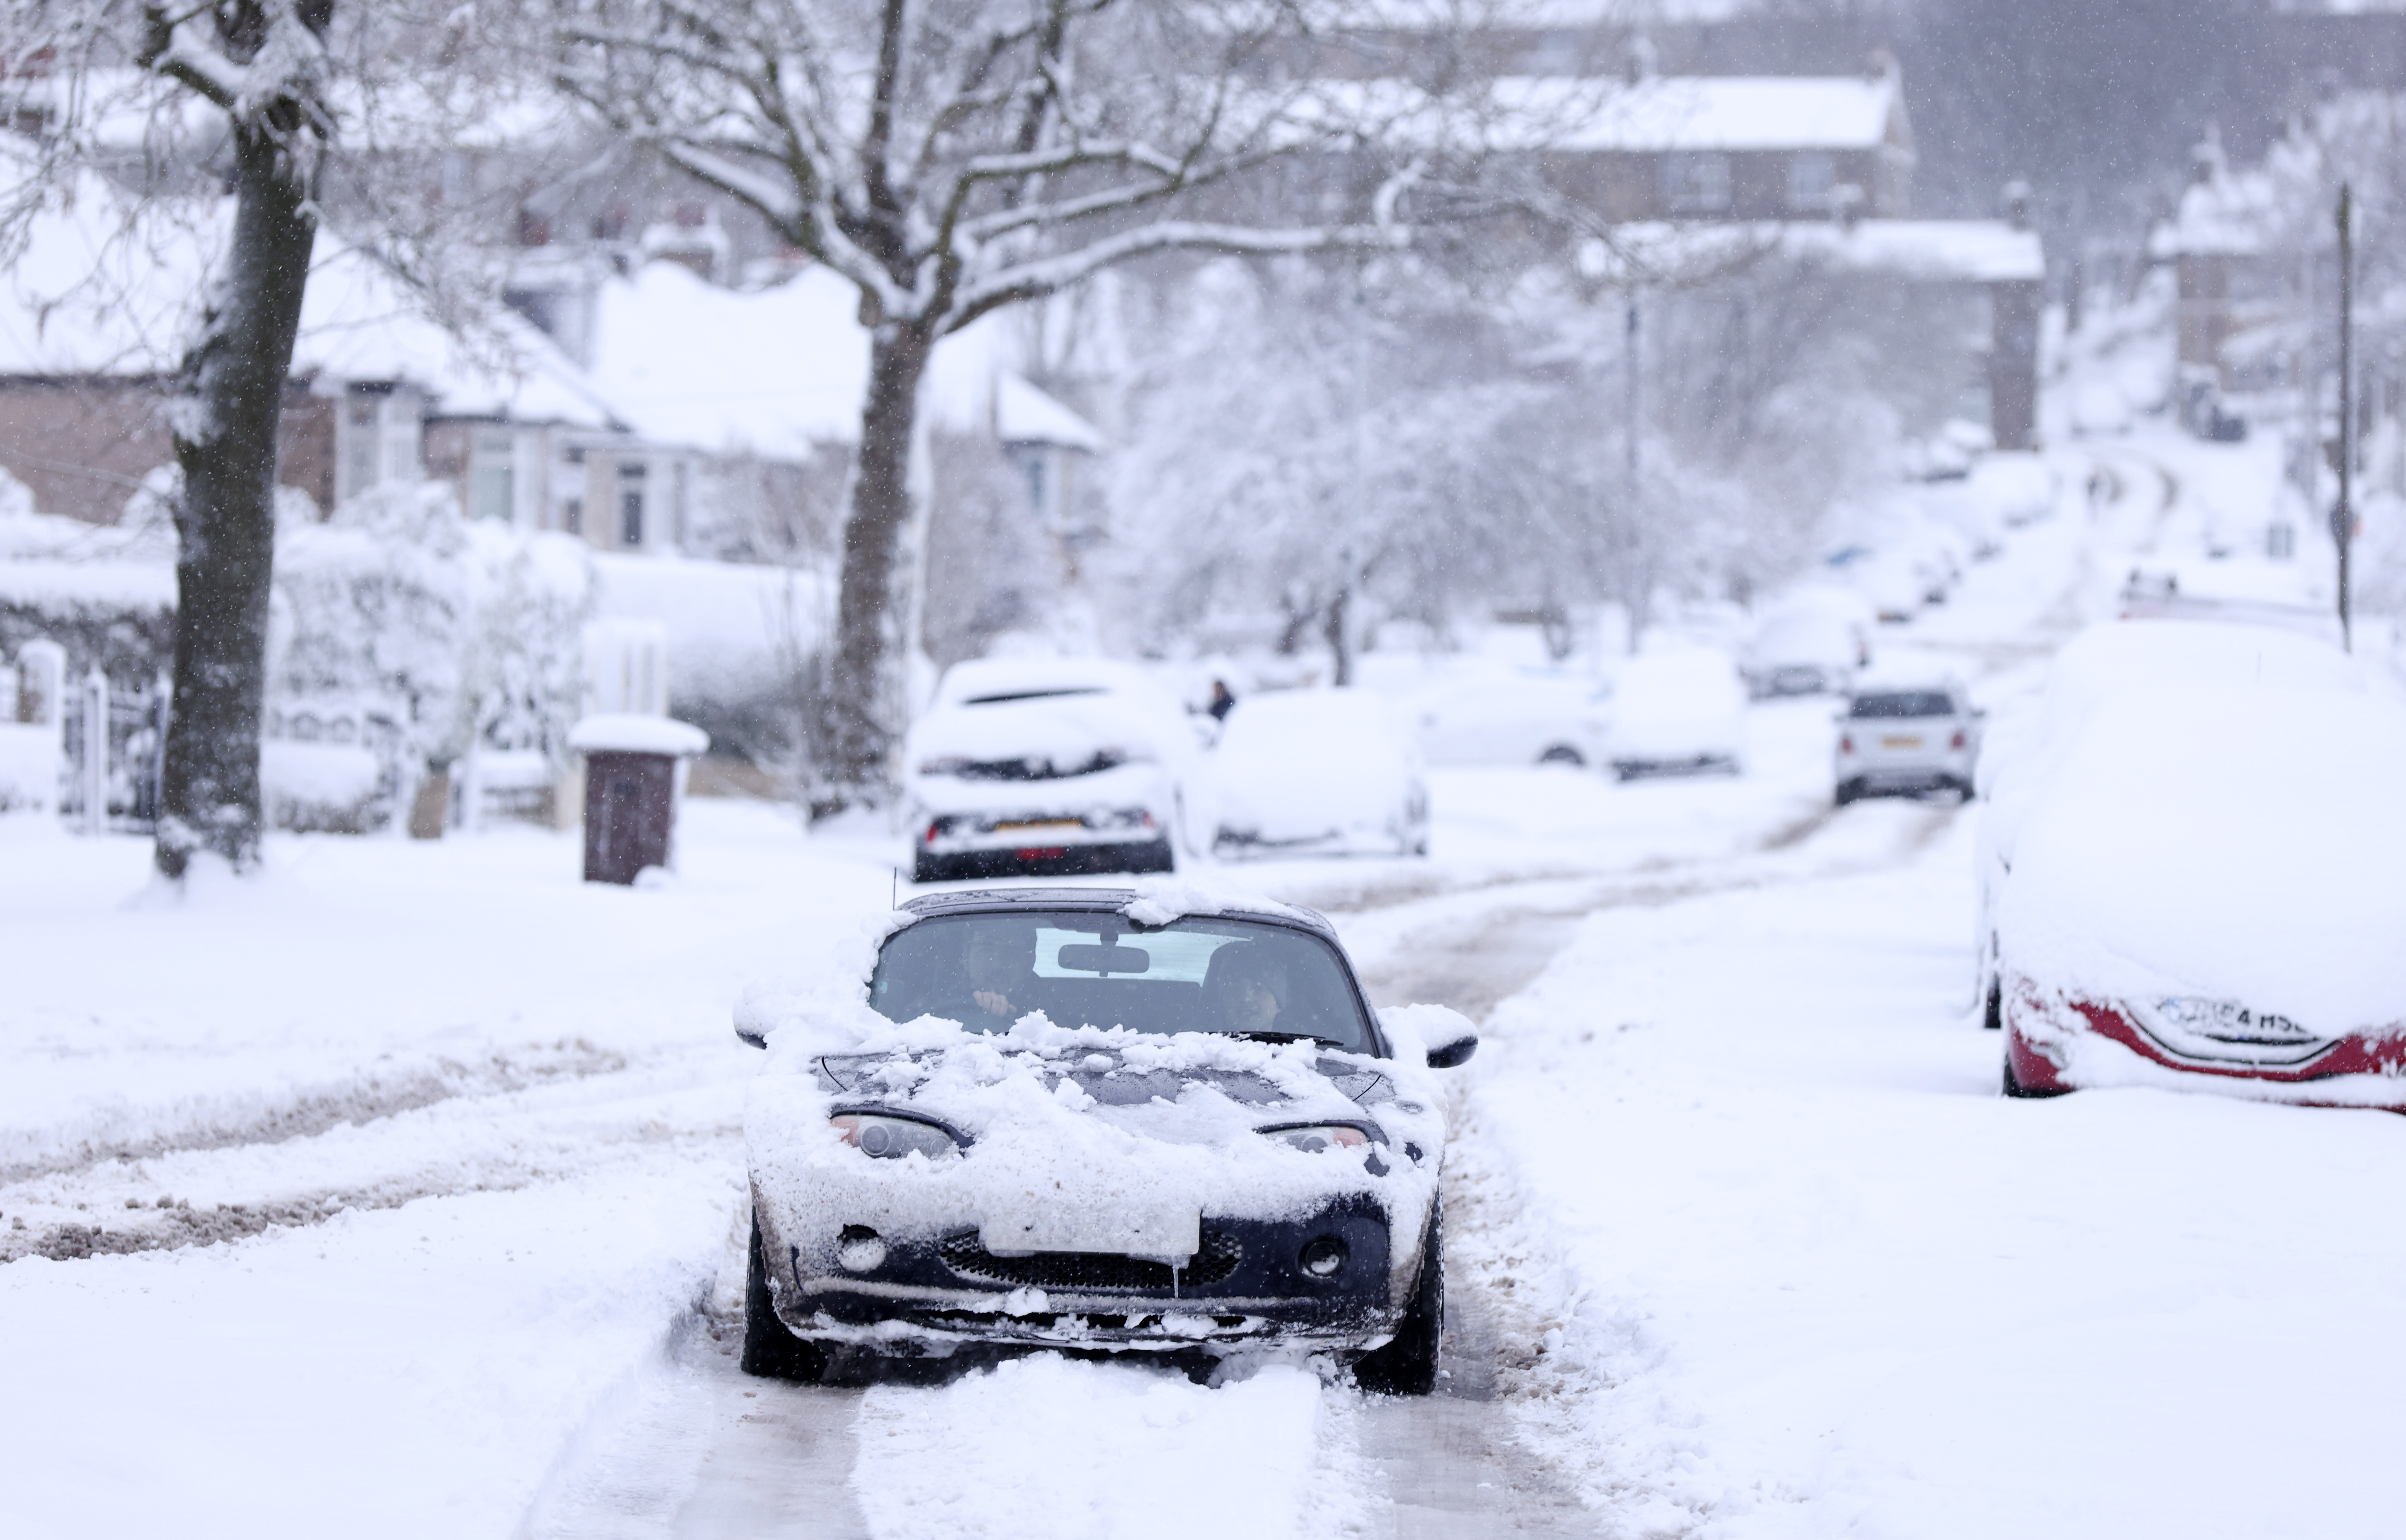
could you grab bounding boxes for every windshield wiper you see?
[1230,1030,1342,1046]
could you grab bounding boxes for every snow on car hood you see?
[740,986,1448,1246]
[1998,686,2406,1037]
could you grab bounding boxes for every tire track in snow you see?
[0,1036,631,1185]
[0,1057,738,1263]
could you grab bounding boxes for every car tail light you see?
[1839,733,1855,754]
[1950,730,1966,750]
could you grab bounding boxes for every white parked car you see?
[904,658,1200,883]
[1211,689,1429,858]
[1971,620,2366,1033]
[1608,650,1748,780]
[1410,669,1614,767]
[1742,596,1870,698]
[1834,674,1982,803]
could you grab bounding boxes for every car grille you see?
[939,1230,1242,1291]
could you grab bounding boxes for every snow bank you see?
[853,1356,1340,1540]
[2000,686,2406,1035]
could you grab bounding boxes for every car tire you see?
[2001,1054,2068,1100]
[1835,779,1860,806]
[1982,979,2002,1033]
[1537,744,1585,767]
[740,1213,828,1383]
[1353,1204,1443,1397]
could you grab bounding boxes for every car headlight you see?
[830,1112,961,1160]
[1259,1122,1378,1153]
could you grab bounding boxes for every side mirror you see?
[1426,1032,1478,1070]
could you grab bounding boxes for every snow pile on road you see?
[853,1356,1354,1540]
[2000,686,2406,1034]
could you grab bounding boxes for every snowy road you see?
[10,429,2400,1537]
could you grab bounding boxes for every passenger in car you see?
[965,923,1041,1020]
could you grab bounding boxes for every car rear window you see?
[869,911,1374,1050]
[1849,691,1956,718]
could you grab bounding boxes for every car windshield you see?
[1850,691,1955,718]
[868,911,1374,1050]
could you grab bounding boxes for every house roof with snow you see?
[1578,218,2042,285]
[0,159,622,430]
[1523,72,1911,155]
[581,260,1104,461]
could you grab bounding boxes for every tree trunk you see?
[819,321,937,804]
[154,120,319,878]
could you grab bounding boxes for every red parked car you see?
[1996,682,2406,1108]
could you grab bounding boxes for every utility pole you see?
[1623,290,1642,653]
[2336,182,2355,653]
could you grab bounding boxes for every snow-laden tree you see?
[1,0,552,875]
[553,0,1424,804]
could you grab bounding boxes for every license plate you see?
[1881,735,1923,750]
[981,1203,1200,1259]
[993,818,1083,833]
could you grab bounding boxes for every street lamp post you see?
[2336,182,2355,653]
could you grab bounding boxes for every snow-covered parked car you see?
[1409,668,1614,767]
[904,658,1198,883]
[1608,649,1748,780]
[1971,620,2367,1036]
[1742,594,1871,698]
[735,886,1478,1392]
[1833,672,1981,803]
[1995,685,2406,1106]
[1210,689,1429,858]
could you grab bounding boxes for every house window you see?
[471,430,515,522]
[1787,153,1837,212]
[618,461,648,548]
[1660,153,1731,215]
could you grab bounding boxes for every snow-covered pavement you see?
[6,427,2398,1538]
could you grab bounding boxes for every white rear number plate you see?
[981,1203,1200,1259]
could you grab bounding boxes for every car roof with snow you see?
[899,886,1341,939]
[932,656,1161,707]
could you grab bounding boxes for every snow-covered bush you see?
[268,482,593,829]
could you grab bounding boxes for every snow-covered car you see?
[1996,686,2406,1106]
[1849,552,1930,624]
[1409,669,1614,767]
[1608,649,1747,780]
[1209,689,1429,858]
[735,886,1478,1392]
[1971,620,2367,1034]
[1833,675,1981,803]
[904,658,1198,883]
[1741,597,1869,698]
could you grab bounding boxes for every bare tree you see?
[555,0,1417,805]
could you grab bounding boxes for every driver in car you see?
[1207,944,1292,1035]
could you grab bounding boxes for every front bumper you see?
[759,1195,1401,1353]
[2005,986,2406,1108]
